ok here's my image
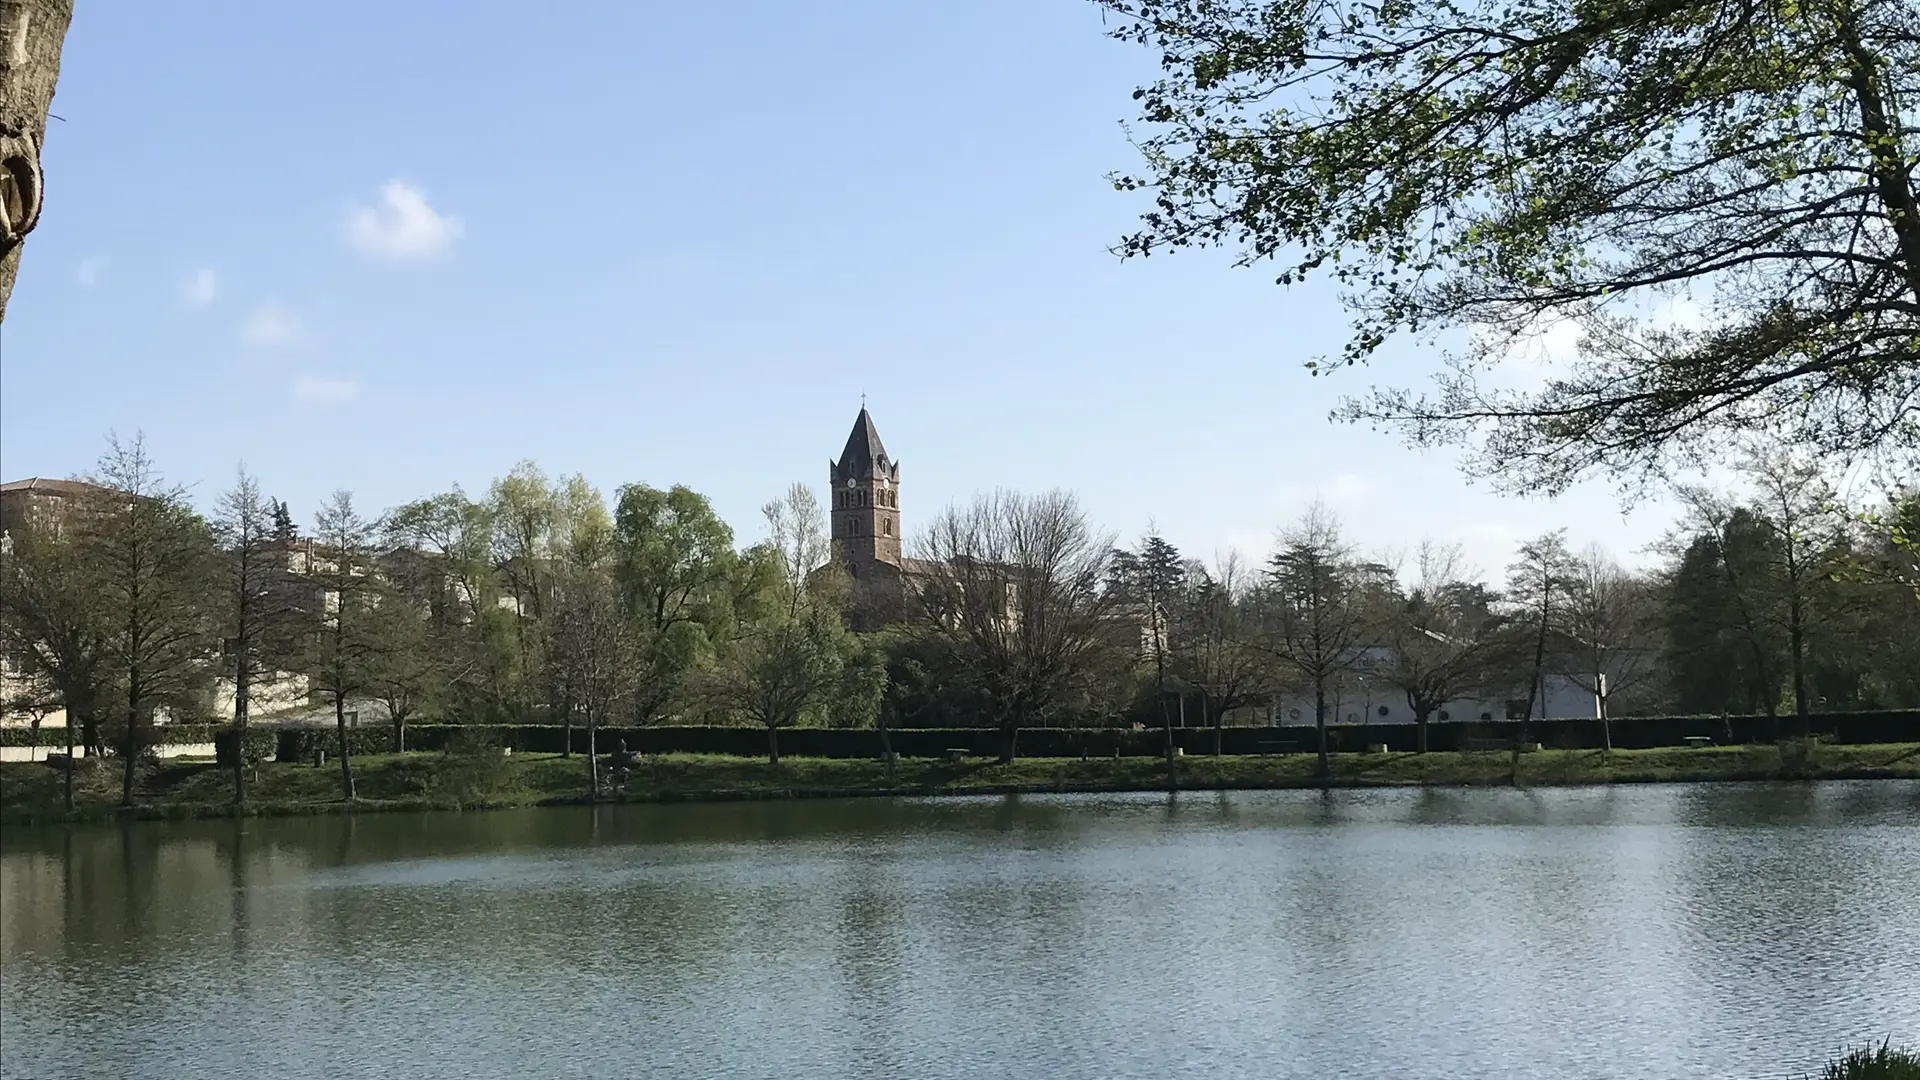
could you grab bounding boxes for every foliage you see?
[1814,1042,1920,1080]
[84,435,223,804]
[1101,0,1920,492]
[1259,503,1380,774]
[612,483,749,724]
[909,489,1120,762]
[304,490,384,799]
[210,465,299,802]
[1375,542,1510,749]
[705,489,885,763]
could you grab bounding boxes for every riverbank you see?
[4,742,1917,824]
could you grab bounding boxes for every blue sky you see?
[0,0,1685,581]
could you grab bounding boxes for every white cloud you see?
[76,257,107,287]
[291,374,360,405]
[182,268,220,308]
[346,180,463,260]
[239,301,302,347]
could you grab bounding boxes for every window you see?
[1377,705,1390,717]
[883,517,891,536]
[1438,710,1451,722]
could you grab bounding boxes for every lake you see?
[2,782,1917,1080]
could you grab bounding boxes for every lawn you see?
[4,742,1916,824]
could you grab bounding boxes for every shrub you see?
[1817,1042,1920,1080]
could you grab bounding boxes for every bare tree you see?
[542,476,614,756]
[0,0,76,322]
[85,436,219,806]
[547,564,635,794]
[911,489,1119,763]
[763,482,831,616]
[308,491,382,801]
[1377,542,1508,753]
[1555,545,1662,750]
[1261,503,1370,779]
[1169,550,1272,755]
[1740,449,1852,722]
[211,466,287,804]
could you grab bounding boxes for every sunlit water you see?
[3,782,1917,1080]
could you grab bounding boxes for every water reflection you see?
[2,782,1916,1080]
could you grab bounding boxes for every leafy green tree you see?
[612,484,746,724]
[1102,0,1920,491]
[1112,529,1185,760]
[707,488,883,765]
[361,591,441,753]
[1505,531,1578,726]
[387,489,517,722]
[0,507,107,809]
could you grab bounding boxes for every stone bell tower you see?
[828,406,901,569]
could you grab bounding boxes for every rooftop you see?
[834,407,894,479]
[0,477,109,496]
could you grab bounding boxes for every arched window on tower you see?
[883,517,891,536]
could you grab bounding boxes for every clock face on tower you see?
[845,478,857,489]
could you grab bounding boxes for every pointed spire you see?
[835,406,892,479]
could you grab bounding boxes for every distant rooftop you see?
[0,477,108,496]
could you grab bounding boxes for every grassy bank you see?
[4,742,1917,825]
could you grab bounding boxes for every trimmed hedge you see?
[0,723,234,749]
[256,709,1920,761]
[10,708,1914,758]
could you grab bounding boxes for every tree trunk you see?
[1787,590,1809,736]
[1598,688,1613,752]
[1415,705,1431,754]
[120,675,140,807]
[0,0,76,322]
[334,693,356,801]
[561,697,574,758]
[587,713,600,797]
[1313,681,1329,780]
[999,723,1018,765]
[62,708,74,811]
[231,658,250,807]
[877,718,894,780]
[767,725,780,766]
[390,712,406,754]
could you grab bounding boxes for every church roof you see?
[835,407,892,478]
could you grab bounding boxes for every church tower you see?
[829,406,901,568]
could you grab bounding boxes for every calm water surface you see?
[2,782,1918,1080]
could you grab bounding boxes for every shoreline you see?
[4,744,1917,826]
